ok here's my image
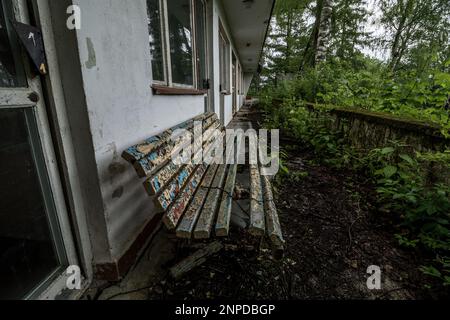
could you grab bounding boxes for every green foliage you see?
[258,56,450,137]
[368,147,450,259]
[257,0,450,288]
[262,100,450,287]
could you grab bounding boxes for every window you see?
[167,0,193,86]
[0,108,66,299]
[147,0,165,82]
[147,0,208,89]
[195,0,208,89]
[219,24,230,93]
[0,0,26,87]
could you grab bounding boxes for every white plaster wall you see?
[238,95,245,110]
[223,95,233,126]
[73,0,204,260]
[69,0,253,262]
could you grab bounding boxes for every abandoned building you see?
[0,0,275,299]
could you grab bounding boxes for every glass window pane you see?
[147,0,165,82]
[0,0,26,88]
[195,0,207,89]
[219,32,229,91]
[167,0,193,86]
[0,109,62,299]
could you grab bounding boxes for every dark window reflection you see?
[0,0,25,88]
[147,0,165,82]
[167,0,193,86]
[195,0,207,89]
[0,109,61,300]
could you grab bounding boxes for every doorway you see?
[0,0,76,299]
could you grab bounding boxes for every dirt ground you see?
[92,108,449,300]
[142,148,446,300]
[93,144,448,301]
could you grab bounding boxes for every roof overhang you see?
[221,0,275,74]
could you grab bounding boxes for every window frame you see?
[149,0,167,86]
[194,0,209,90]
[149,0,208,90]
[219,21,231,94]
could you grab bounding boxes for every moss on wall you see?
[305,103,449,152]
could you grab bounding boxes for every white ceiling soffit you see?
[221,0,275,74]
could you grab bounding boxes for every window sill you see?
[152,85,208,96]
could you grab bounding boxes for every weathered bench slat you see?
[249,164,265,236]
[163,164,207,230]
[155,128,223,210]
[135,115,219,178]
[134,140,183,178]
[123,112,284,244]
[122,113,213,163]
[215,133,244,236]
[202,113,218,133]
[194,135,234,239]
[215,163,238,237]
[169,241,223,279]
[176,164,219,239]
[156,164,195,211]
[193,164,228,239]
[184,122,221,164]
[144,122,220,196]
[122,133,169,163]
[144,161,179,196]
[262,176,285,246]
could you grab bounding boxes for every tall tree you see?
[262,0,313,83]
[315,0,333,65]
[379,0,450,72]
[330,0,371,61]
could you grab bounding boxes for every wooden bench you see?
[122,112,285,253]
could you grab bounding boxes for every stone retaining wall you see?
[304,103,450,184]
[305,103,449,152]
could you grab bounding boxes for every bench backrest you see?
[122,113,223,212]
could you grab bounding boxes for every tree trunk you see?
[314,0,333,65]
[389,0,414,72]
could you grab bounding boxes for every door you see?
[0,0,77,299]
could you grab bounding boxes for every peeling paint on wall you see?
[85,37,96,69]
[112,186,124,199]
